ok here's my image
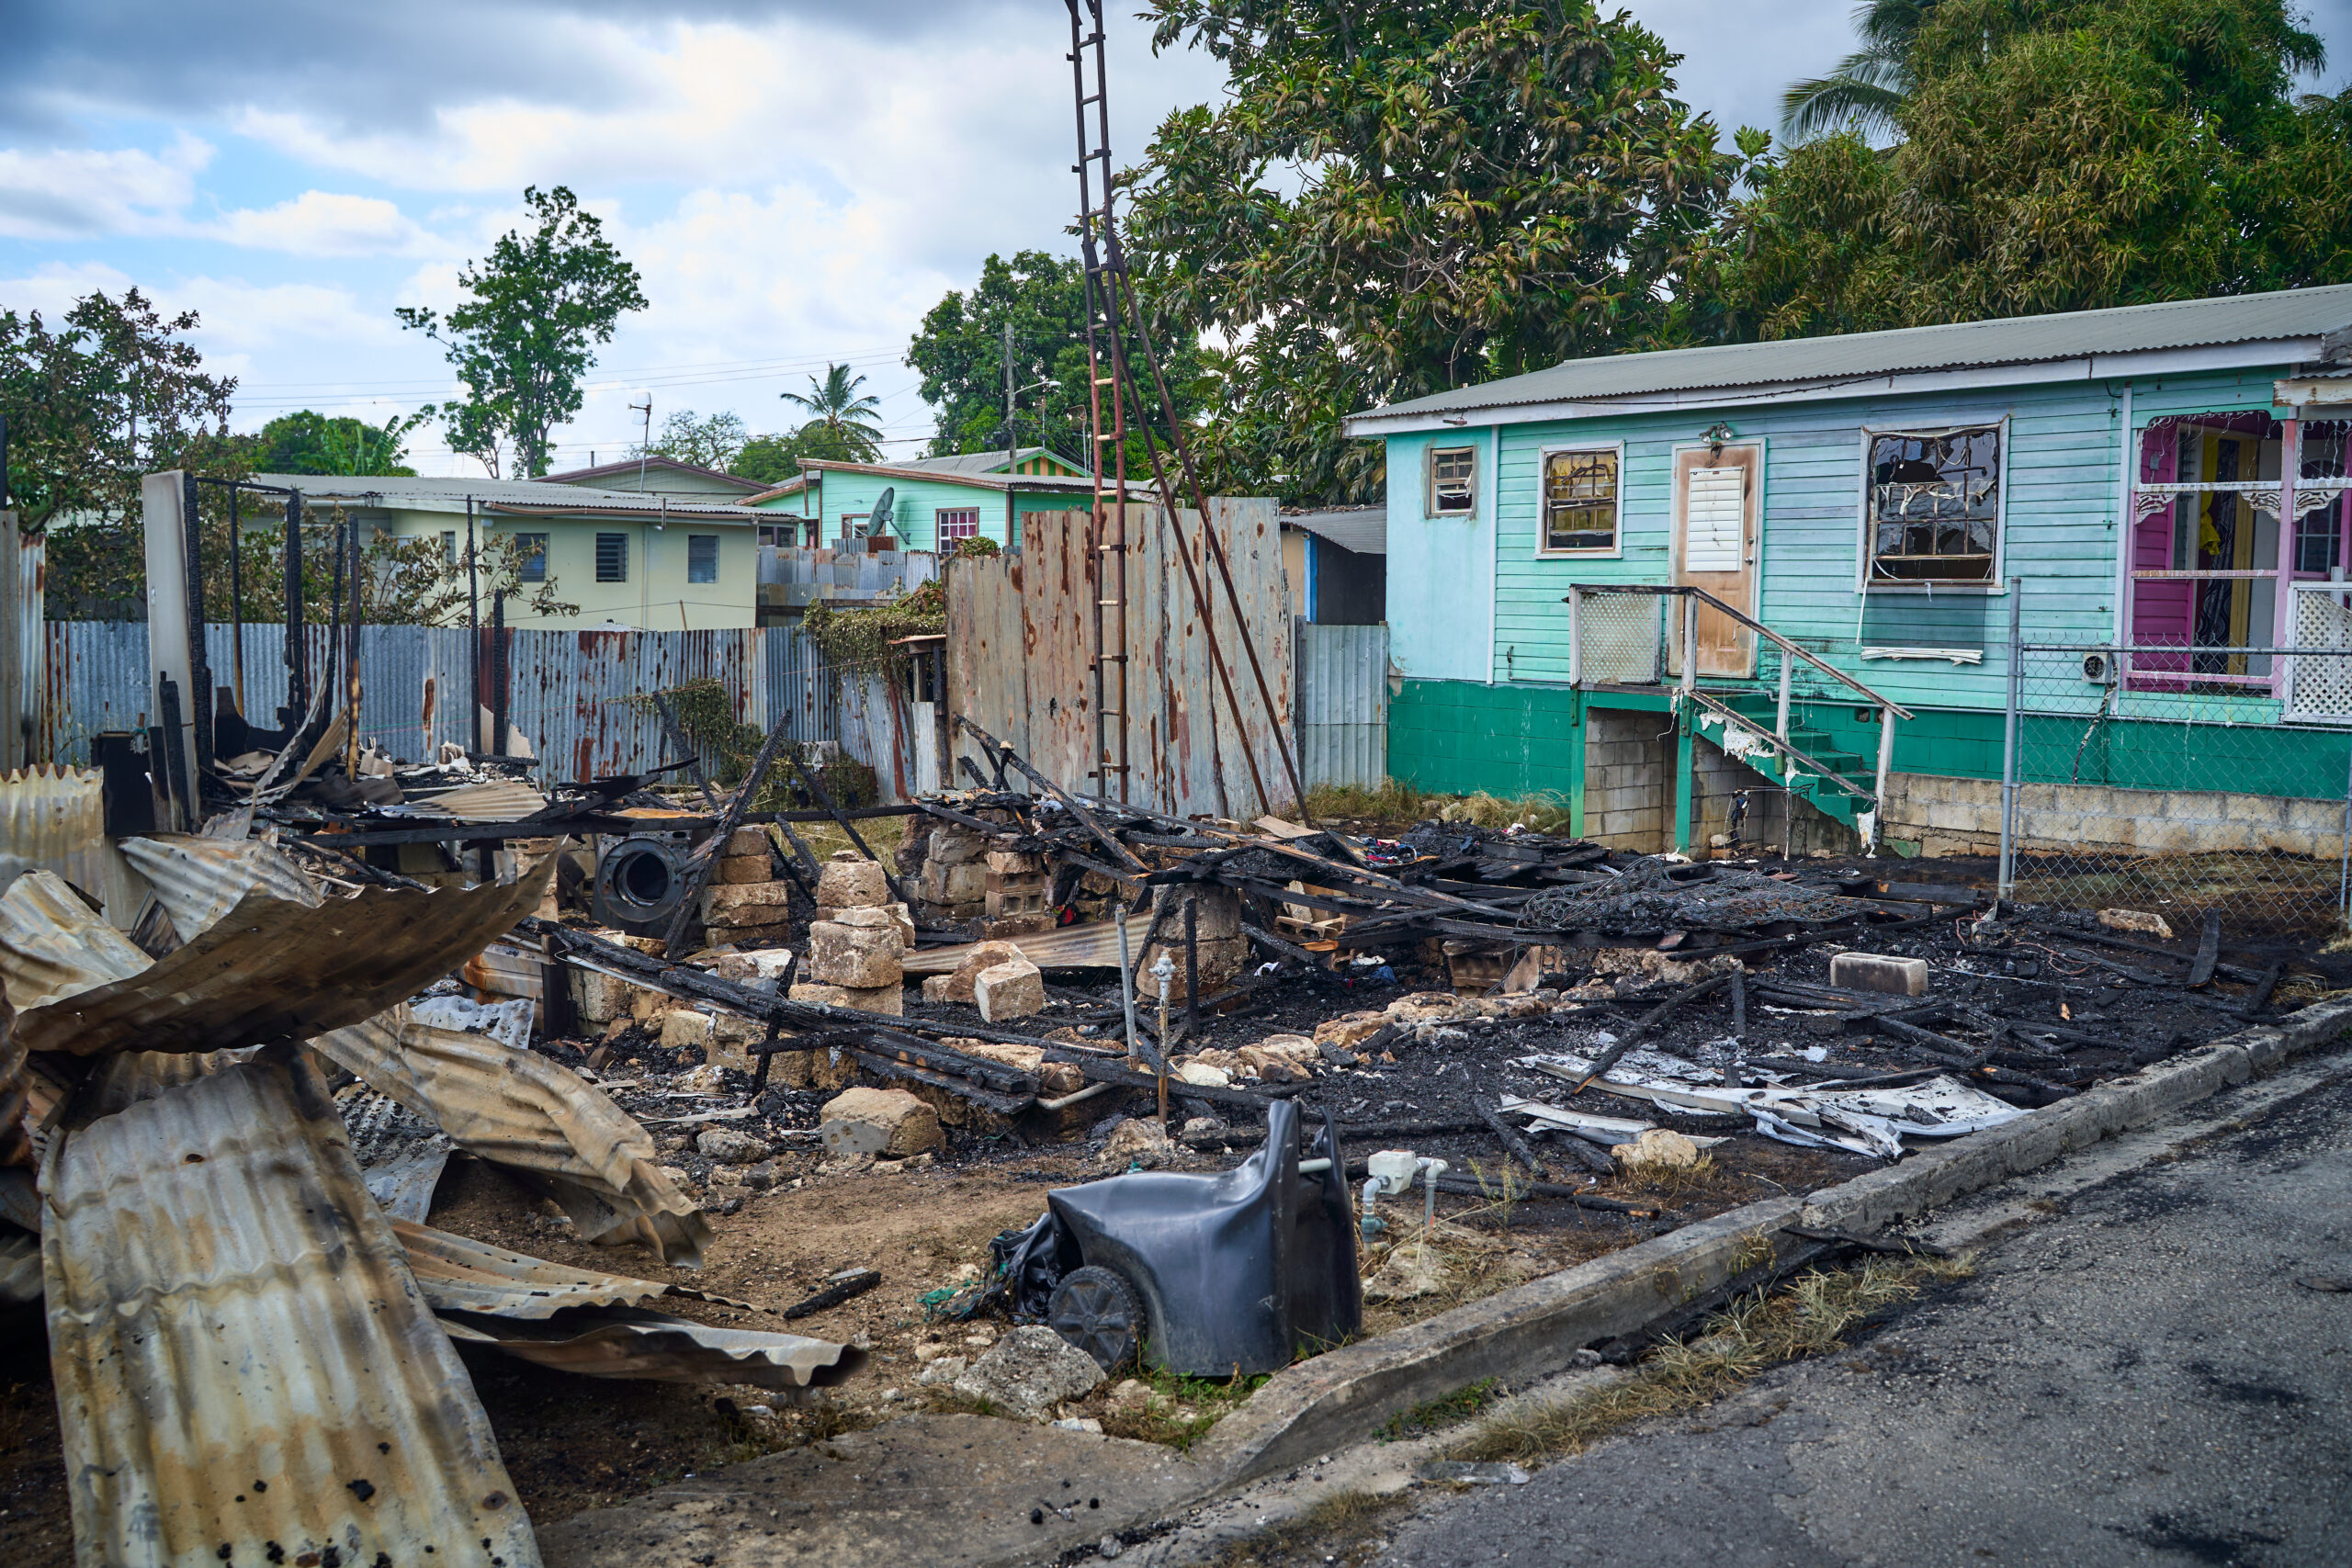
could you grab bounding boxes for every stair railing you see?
[1566,583,1915,849]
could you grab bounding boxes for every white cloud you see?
[0,133,211,239]
[208,191,448,258]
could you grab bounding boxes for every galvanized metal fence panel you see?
[1295,619,1388,791]
[38,621,899,798]
[946,499,1295,818]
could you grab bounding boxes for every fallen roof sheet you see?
[9,852,556,1056]
[315,1005,710,1268]
[0,870,149,1013]
[41,1050,540,1568]
[902,909,1153,975]
[0,767,125,920]
[117,832,324,945]
[1522,1054,2023,1159]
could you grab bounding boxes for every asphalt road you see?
[1366,1070,2352,1568]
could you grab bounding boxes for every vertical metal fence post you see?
[2338,732,2352,926]
[1998,577,2022,904]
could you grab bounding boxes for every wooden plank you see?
[2187,909,2222,988]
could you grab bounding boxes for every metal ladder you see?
[1064,0,1130,803]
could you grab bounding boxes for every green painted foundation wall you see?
[1390,678,2352,805]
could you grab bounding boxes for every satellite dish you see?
[870,486,897,539]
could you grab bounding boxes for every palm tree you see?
[780,363,886,462]
[1781,0,1937,145]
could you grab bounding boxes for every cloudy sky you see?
[6,2,2348,477]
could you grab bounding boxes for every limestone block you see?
[807,914,906,988]
[950,1037,1083,1095]
[921,974,955,1003]
[1314,1011,1390,1048]
[713,854,773,886]
[571,968,636,1024]
[816,852,892,909]
[927,828,990,866]
[974,958,1046,1022]
[934,940,1026,1004]
[2098,908,2175,941]
[704,1012,763,1073]
[713,948,795,982]
[726,827,771,858]
[922,860,990,905]
[839,982,904,1016]
[985,849,1045,875]
[658,1010,714,1053]
[981,913,1057,940]
[702,881,793,921]
[820,1086,944,1159]
[697,1127,772,1165]
[789,982,851,1007]
[718,920,795,951]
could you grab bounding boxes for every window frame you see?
[594,531,629,583]
[512,532,548,583]
[935,507,981,556]
[685,533,719,583]
[1425,445,1478,518]
[1855,417,2010,593]
[1533,441,1626,558]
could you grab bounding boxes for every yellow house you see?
[253,472,763,629]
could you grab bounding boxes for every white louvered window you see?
[1683,467,1745,572]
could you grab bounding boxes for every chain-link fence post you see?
[1998,577,2020,904]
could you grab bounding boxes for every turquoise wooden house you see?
[743,448,1107,553]
[1344,285,2352,860]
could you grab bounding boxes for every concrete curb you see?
[1190,997,2352,1488]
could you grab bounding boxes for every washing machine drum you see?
[591,836,692,932]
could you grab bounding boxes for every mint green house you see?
[744,448,1105,552]
[1345,286,2352,863]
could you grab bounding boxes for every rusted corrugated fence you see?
[946,498,1295,818]
[37,622,912,796]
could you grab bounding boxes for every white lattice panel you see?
[1577,592,1661,685]
[2288,586,2352,721]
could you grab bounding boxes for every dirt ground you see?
[2,824,2339,1562]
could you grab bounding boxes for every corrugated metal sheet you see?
[0,868,150,1012]
[1295,620,1390,791]
[11,855,555,1056]
[40,621,902,802]
[116,833,324,942]
[0,766,119,911]
[901,909,1154,975]
[1358,282,2352,423]
[399,1223,865,1393]
[41,1050,540,1568]
[947,499,1295,818]
[313,1005,709,1268]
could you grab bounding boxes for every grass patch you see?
[1436,790,1575,834]
[1202,1488,1408,1568]
[1450,1253,1973,1466]
[1305,779,1432,825]
[1623,1153,1740,1209]
[1378,1378,1500,1442]
[1098,1365,1273,1451]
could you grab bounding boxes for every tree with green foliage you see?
[633,408,749,471]
[909,251,1098,468]
[1126,0,1736,503]
[396,186,648,479]
[777,364,885,463]
[730,421,876,484]
[1,288,237,531]
[1723,0,2350,339]
[1781,1,1940,144]
[252,408,428,476]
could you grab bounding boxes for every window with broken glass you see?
[1541,448,1618,553]
[1865,426,2002,584]
[1428,447,1476,515]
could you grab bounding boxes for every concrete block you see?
[922,860,990,905]
[974,958,1046,1022]
[713,854,773,886]
[820,1086,943,1158]
[985,883,1049,918]
[817,852,892,909]
[1827,952,1927,997]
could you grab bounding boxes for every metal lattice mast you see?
[1066,0,1130,804]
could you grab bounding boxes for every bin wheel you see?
[1047,1265,1146,1371]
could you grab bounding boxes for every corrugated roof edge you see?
[1348,283,2352,425]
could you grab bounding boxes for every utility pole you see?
[629,396,653,493]
[1003,321,1017,477]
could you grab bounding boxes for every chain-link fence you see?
[2002,640,2352,931]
